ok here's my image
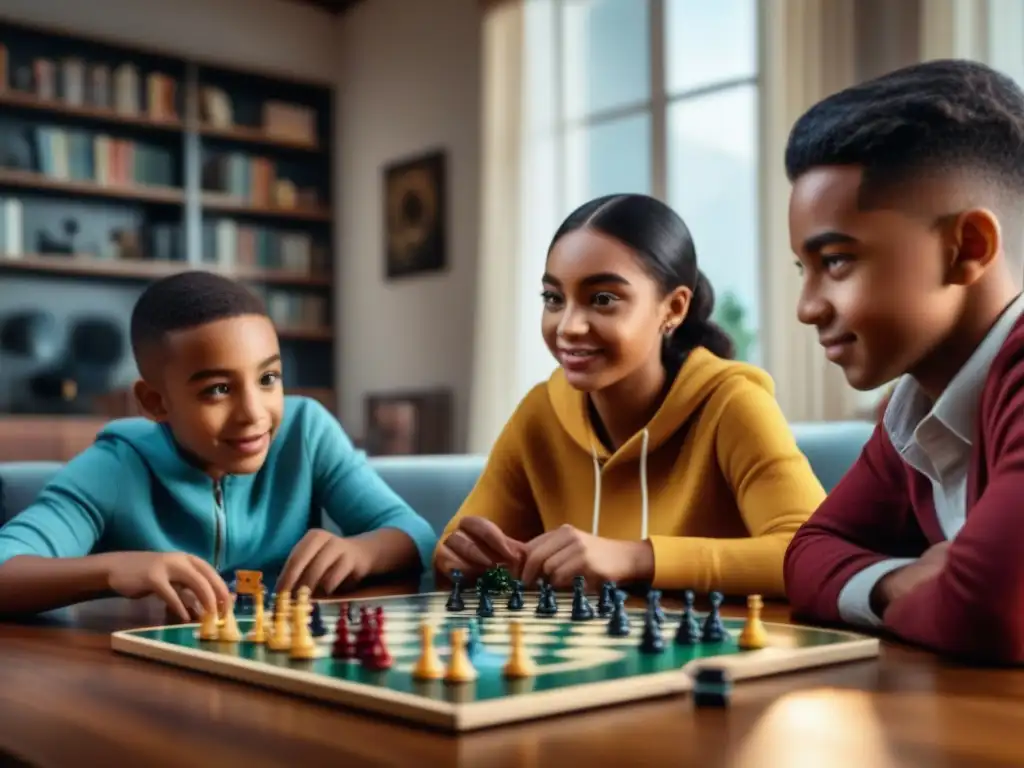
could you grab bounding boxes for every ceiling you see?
[289,0,365,14]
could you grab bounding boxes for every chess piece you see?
[309,602,327,638]
[701,591,729,643]
[639,604,665,654]
[332,613,356,659]
[673,589,701,645]
[737,594,768,650]
[597,581,615,617]
[218,596,242,642]
[446,570,466,611]
[355,607,375,659]
[464,618,482,657]
[362,622,393,671]
[535,582,558,616]
[476,583,495,618]
[647,589,665,626]
[267,590,292,651]
[198,606,219,641]
[570,575,595,621]
[290,587,318,659]
[507,580,525,611]
[502,620,536,678]
[444,627,478,683]
[246,587,267,643]
[412,621,445,680]
[606,590,631,637]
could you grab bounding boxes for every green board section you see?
[120,592,860,705]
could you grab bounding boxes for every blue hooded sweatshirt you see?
[0,396,438,585]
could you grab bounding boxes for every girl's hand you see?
[436,516,526,579]
[520,525,654,589]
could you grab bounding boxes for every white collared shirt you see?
[837,291,1024,628]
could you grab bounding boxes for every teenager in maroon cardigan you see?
[782,59,1024,663]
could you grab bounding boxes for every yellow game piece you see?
[198,606,219,641]
[444,627,477,683]
[218,597,242,642]
[738,594,768,650]
[246,588,267,643]
[502,620,536,679]
[290,586,317,660]
[267,590,292,651]
[234,570,263,596]
[411,621,445,680]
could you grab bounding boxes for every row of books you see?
[0,45,318,143]
[35,126,176,188]
[200,86,317,145]
[202,220,329,275]
[202,152,320,210]
[0,45,178,120]
[252,287,329,331]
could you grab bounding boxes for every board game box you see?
[110,576,880,732]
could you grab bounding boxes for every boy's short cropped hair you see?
[129,270,268,377]
[785,59,1024,215]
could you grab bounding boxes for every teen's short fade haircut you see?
[785,59,1024,207]
[130,270,268,373]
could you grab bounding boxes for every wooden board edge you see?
[681,637,881,681]
[452,669,693,731]
[110,632,459,731]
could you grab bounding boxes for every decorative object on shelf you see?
[36,218,80,256]
[363,387,453,456]
[383,149,446,280]
[0,310,60,361]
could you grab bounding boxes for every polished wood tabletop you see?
[2,584,1024,768]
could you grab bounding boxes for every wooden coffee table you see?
[2,583,1024,767]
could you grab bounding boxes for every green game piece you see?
[479,564,513,594]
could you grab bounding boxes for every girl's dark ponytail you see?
[664,270,735,361]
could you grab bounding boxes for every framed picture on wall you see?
[363,387,453,456]
[383,149,447,279]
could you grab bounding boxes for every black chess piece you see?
[476,582,495,618]
[606,590,631,637]
[674,589,701,645]
[570,575,596,621]
[701,591,728,643]
[346,601,356,622]
[597,581,615,617]
[446,569,466,611]
[639,604,665,654]
[535,581,558,616]
[647,589,666,626]
[309,602,327,637]
[507,579,525,610]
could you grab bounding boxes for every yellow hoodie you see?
[438,347,825,597]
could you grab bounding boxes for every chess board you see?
[110,590,879,732]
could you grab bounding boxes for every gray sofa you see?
[0,421,875,533]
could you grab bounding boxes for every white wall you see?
[335,0,481,451]
[0,0,339,81]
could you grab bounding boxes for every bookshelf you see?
[0,17,337,427]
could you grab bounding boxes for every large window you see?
[549,0,761,361]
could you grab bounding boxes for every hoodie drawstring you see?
[590,428,650,541]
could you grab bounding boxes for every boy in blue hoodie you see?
[0,271,437,620]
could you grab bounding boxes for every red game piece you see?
[355,607,375,659]
[331,613,355,660]
[362,623,393,671]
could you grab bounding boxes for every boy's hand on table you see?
[277,529,374,596]
[519,525,654,590]
[435,516,526,579]
[103,551,232,622]
[871,540,951,617]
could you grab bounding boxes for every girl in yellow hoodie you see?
[435,194,825,598]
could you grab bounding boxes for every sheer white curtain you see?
[759,0,861,422]
[467,0,560,454]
